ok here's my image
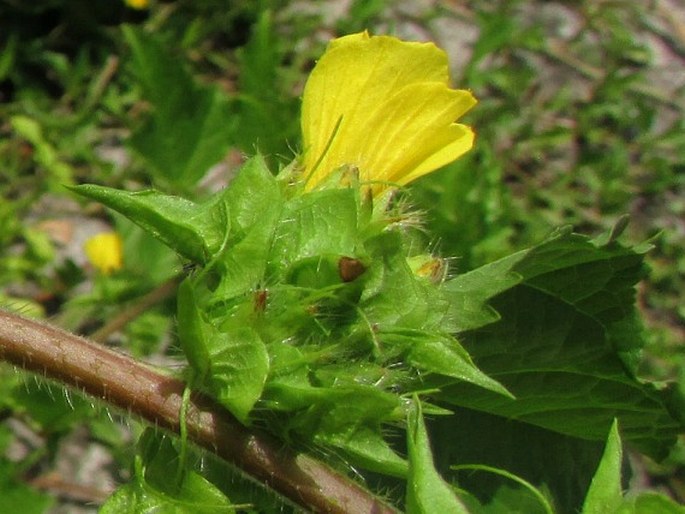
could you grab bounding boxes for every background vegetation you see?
[0,0,683,512]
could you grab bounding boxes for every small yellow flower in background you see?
[301,31,477,195]
[84,232,123,275]
[124,0,149,10]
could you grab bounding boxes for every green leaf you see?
[410,336,511,398]
[221,156,280,233]
[582,422,685,514]
[431,409,605,513]
[440,229,682,459]
[101,431,235,513]
[616,493,685,514]
[268,188,360,278]
[210,156,282,299]
[70,184,228,264]
[261,342,323,410]
[233,10,299,160]
[101,478,235,514]
[514,229,649,372]
[406,397,470,514]
[116,216,180,284]
[582,419,623,514]
[265,348,409,476]
[581,421,685,514]
[319,425,409,478]
[442,248,525,332]
[460,483,551,514]
[177,279,211,378]
[362,232,450,330]
[382,329,511,397]
[442,283,680,458]
[263,377,329,411]
[122,26,236,188]
[310,385,408,477]
[205,326,270,424]
[452,464,554,514]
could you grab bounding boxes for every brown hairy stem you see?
[0,310,398,514]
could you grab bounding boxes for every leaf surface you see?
[70,184,227,264]
[123,26,235,188]
[211,156,282,300]
[406,397,469,514]
[205,326,270,425]
[440,229,682,459]
[101,431,234,513]
[581,420,623,514]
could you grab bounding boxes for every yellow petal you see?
[301,32,476,194]
[84,232,123,275]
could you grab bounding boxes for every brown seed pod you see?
[338,257,366,282]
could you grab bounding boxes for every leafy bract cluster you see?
[73,155,684,512]
[74,156,507,479]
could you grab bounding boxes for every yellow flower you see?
[84,232,123,275]
[301,31,477,195]
[125,0,149,10]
